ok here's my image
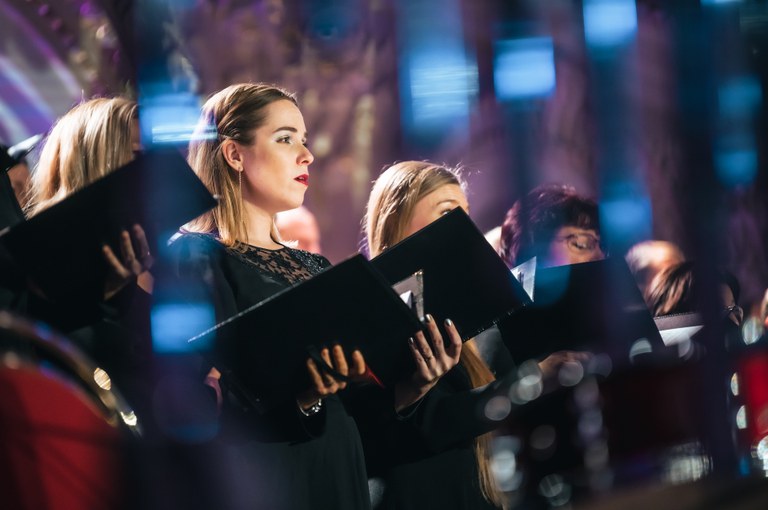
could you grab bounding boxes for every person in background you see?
[275,204,322,254]
[5,98,158,508]
[19,98,153,391]
[363,161,587,510]
[363,160,505,509]
[499,183,604,269]
[27,97,152,302]
[484,225,502,253]
[625,239,686,298]
[488,183,603,374]
[0,142,32,209]
[0,142,30,306]
[645,261,743,326]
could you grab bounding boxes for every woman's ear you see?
[220,139,243,171]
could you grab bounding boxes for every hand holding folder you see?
[298,344,368,411]
[500,257,665,367]
[371,208,530,340]
[189,254,425,402]
[0,149,217,303]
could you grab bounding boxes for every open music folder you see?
[189,254,424,402]
[0,149,217,302]
[371,208,531,340]
[499,257,665,367]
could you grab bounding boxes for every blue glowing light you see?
[715,147,758,188]
[583,0,637,48]
[397,0,476,141]
[494,37,556,101]
[407,51,478,126]
[718,76,762,118]
[600,192,652,244]
[151,303,216,353]
[140,92,202,146]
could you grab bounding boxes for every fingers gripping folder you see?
[187,210,531,401]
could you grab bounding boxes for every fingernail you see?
[425,314,433,324]
[408,337,414,345]
[445,318,453,328]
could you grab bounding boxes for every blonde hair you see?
[365,161,465,256]
[364,160,505,507]
[27,97,137,215]
[184,83,298,248]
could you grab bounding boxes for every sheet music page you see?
[392,270,424,321]
[511,256,537,301]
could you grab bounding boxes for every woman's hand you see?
[538,350,592,379]
[103,224,154,299]
[394,314,462,412]
[538,350,592,392]
[297,345,366,412]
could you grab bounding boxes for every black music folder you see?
[189,254,424,401]
[499,257,665,366]
[0,149,216,302]
[371,208,531,341]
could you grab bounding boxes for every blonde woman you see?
[171,83,461,509]
[363,162,590,510]
[28,97,153,300]
[17,97,154,419]
[364,160,507,510]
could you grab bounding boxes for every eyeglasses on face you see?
[555,233,603,254]
[724,304,744,325]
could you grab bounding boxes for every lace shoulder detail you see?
[290,249,331,276]
[226,244,330,286]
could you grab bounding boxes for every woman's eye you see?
[277,135,291,144]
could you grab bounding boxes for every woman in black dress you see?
[172,83,462,509]
[22,97,153,401]
[363,160,506,510]
[363,161,588,510]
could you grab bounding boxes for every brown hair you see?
[364,160,504,507]
[499,183,600,268]
[645,261,696,317]
[28,97,137,215]
[365,161,464,255]
[184,83,298,248]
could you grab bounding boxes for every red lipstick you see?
[294,174,309,186]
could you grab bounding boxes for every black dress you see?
[364,362,515,510]
[169,233,371,510]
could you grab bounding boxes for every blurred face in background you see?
[276,206,321,253]
[545,226,605,267]
[404,183,468,238]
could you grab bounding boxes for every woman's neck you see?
[242,201,282,249]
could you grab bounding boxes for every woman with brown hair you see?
[171,84,461,509]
